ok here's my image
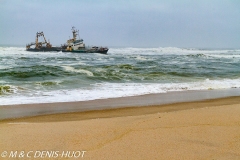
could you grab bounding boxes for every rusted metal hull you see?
[26,47,61,52]
[62,48,108,54]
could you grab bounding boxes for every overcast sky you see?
[0,0,240,48]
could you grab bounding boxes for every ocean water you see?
[0,47,240,105]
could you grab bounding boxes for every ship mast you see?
[35,32,48,49]
[71,26,78,41]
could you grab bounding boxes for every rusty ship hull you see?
[61,47,108,54]
[26,47,61,52]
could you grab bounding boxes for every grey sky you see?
[0,0,240,48]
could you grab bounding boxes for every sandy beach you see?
[1,96,240,159]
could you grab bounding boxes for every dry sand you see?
[1,97,240,159]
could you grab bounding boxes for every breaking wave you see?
[0,46,240,105]
[0,85,18,95]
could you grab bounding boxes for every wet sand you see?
[1,88,240,120]
[1,96,240,159]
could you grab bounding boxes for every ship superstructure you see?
[61,27,108,54]
[26,32,61,52]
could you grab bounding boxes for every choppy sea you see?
[0,47,240,105]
